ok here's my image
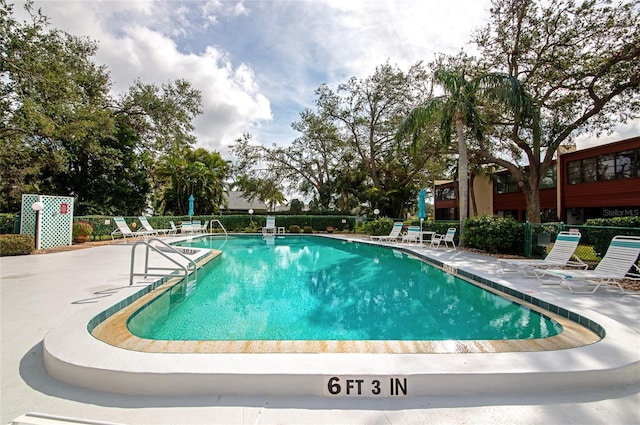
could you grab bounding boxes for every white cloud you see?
[14,0,273,155]
[11,0,637,157]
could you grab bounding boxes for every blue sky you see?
[15,0,639,158]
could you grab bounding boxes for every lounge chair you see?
[262,216,276,236]
[533,235,640,294]
[169,221,179,236]
[139,216,170,236]
[370,222,404,242]
[401,226,421,244]
[431,228,456,249]
[498,231,587,277]
[110,217,155,241]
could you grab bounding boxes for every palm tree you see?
[398,68,484,245]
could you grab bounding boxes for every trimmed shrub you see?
[464,215,524,255]
[581,216,640,257]
[364,217,395,236]
[289,225,301,233]
[303,225,313,234]
[0,234,34,256]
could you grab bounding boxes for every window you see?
[436,187,456,201]
[540,164,557,189]
[598,154,616,181]
[582,157,597,183]
[495,174,519,194]
[567,161,581,185]
[616,150,635,179]
[567,147,640,184]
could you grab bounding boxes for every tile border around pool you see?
[401,248,606,340]
[89,236,602,354]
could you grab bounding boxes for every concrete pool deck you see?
[1,235,640,424]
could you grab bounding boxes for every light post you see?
[248,209,254,227]
[31,201,44,249]
[374,208,380,218]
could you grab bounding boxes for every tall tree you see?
[1,0,115,211]
[473,0,640,222]
[154,147,229,215]
[398,63,484,242]
[315,61,441,217]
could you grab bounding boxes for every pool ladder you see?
[129,238,198,291]
[208,219,228,237]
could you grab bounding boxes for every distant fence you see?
[527,222,640,263]
[71,215,358,240]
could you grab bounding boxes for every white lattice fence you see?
[21,195,74,249]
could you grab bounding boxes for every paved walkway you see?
[1,237,639,424]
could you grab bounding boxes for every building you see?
[560,136,640,224]
[225,191,268,213]
[433,136,640,224]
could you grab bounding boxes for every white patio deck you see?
[1,235,639,424]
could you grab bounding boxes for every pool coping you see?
[42,235,640,397]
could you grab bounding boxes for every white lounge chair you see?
[370,222,404,242]
[431,228,456,249]
[401,226,421,243]
[498,231,587,277]
[110,217,155,241]
[139,216,170,236]
[533,235,640,294]
[262,216,276,236]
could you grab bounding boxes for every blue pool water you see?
[127,235,562,341]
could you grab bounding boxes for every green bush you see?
[581,216,640,257]
[364,217,396,236]
[464,215,524,254]
[0,234,34,256]
[303,225,313,233]
[289,225,301,233]
[72,221,93,238]
[0,214,16,234]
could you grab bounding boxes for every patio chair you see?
[179,221,194,234]
[498,231,587,277]
[139,216,170,236]
[401,226,421,244]
[262,216,277,236]
[169,221,179,236]
[533,235,640,294]
[192,220,203,233]
[110,217,155,241]
[370,222,404,242]
[431,228,456,249]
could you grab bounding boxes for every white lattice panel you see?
[21,194,74,249]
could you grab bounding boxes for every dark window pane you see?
[598,154,615,181]
[616,150,635,179]
[567,161,581,185]
[540,164,557,189]
[582,157,597,183]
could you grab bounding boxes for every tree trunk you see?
[456,116,468,245]
[523,182,542,223]
[469,171,478,217]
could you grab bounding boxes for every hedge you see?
[579,217,640,258]
[0,234,34,256]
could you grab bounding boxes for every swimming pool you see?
[126,235,561,342]
[44,236,640,397]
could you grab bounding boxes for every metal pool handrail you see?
[209,219,228,237]
[129,238,198,286]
